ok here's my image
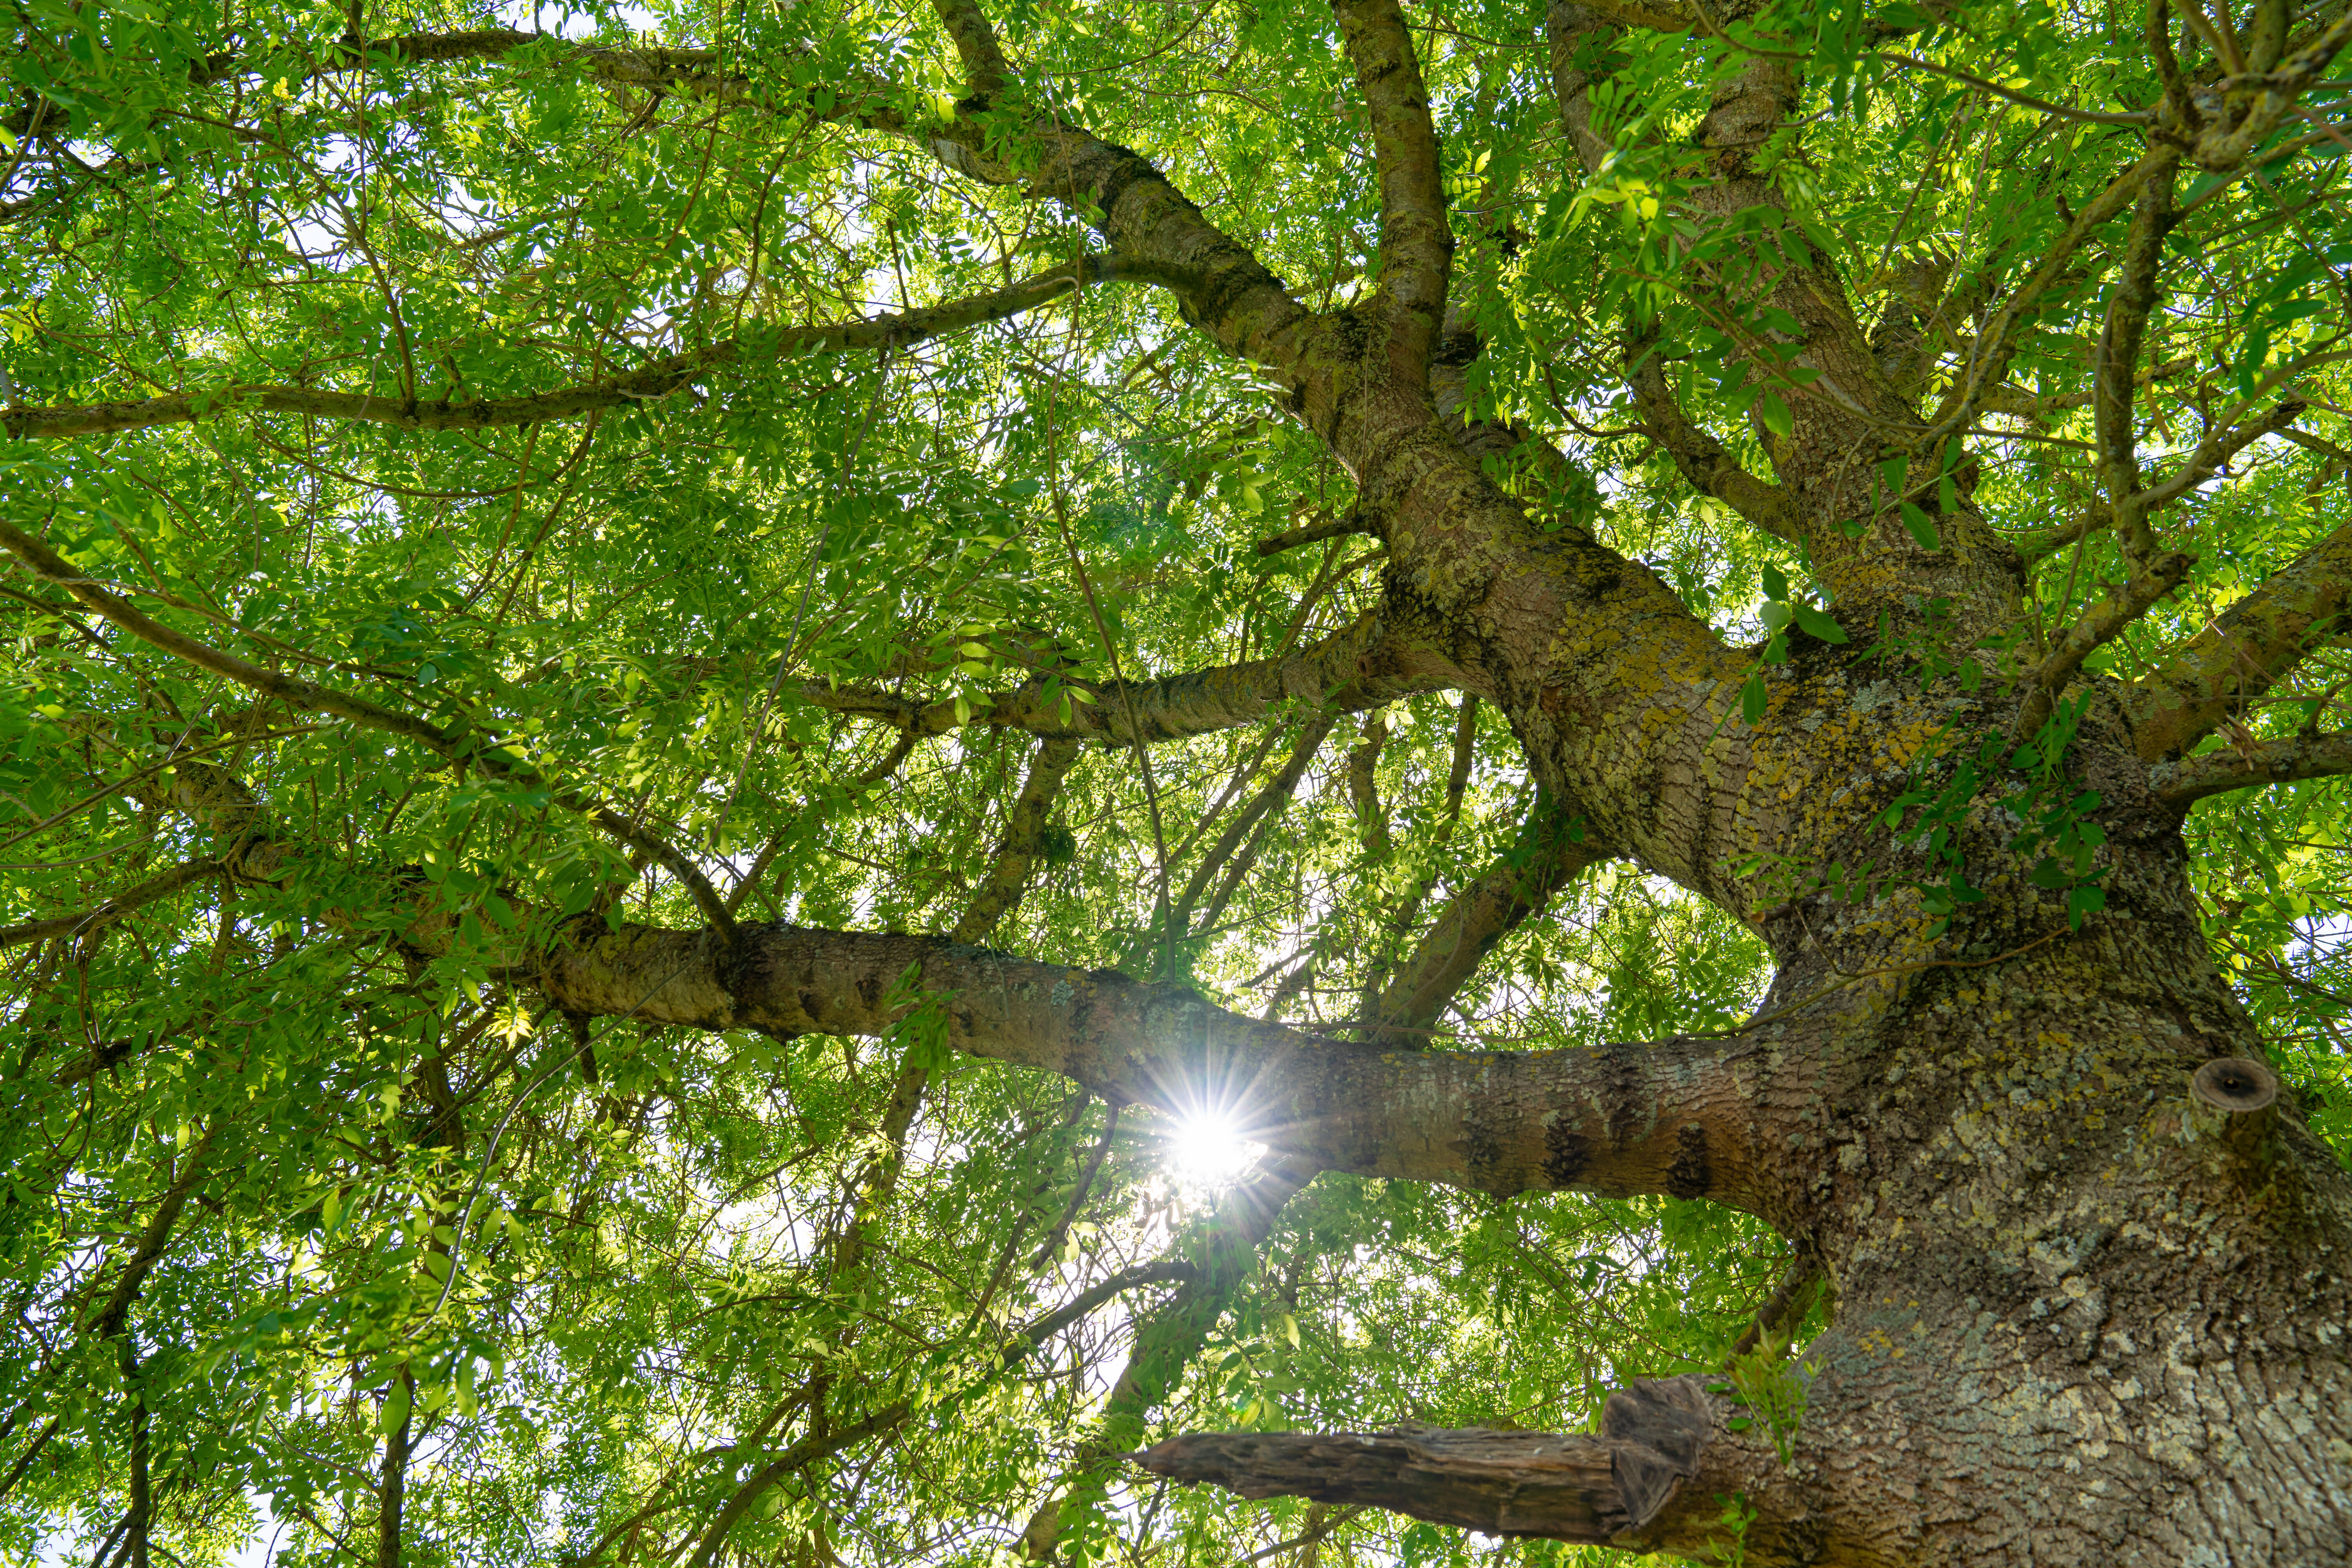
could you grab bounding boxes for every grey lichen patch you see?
[1849,681,1898,713]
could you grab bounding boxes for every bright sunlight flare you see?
[1163,1109,1265,1185]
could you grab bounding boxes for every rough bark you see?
[951,738,1081,944]
[530,922,1777,1207]
[2150,729,2352,805]
[1366,805,1603,1047]
[1140,767,2352,1561]
[1135,1379,1737,1546]
[907,0,2352,1557]
[2127,519,2352,760]
[798,612,1445,745]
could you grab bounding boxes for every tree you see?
[2,0,2350,1561]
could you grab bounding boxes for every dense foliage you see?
[0,0,2346,1566]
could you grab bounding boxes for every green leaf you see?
[1741,673,1768,724]
[381,1381,412,1433]
[1758,391,1793,439]
[1899,502,1940,551]
[1791,603,1847,643]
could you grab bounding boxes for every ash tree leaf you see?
[1898,502,1940,551]
[1791,603,1847,643]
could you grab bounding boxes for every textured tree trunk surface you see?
[1136,679,2352,1562]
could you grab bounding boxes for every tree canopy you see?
[2,0,2349,1564]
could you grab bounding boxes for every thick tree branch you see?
[1935,6,2350,450]
[1541,4,2021,638]
[913,0,1316,380]
[2093,156,2180,562]
[1544,5,1621,176]
[1368,807,1607,1047]
[534,924,1777,1208]
[2127,518,2352,759]
[690,740,1107,1560]
[1623,341,1804,542]
[1132,1377,1751,1548]
[4,261,1116,442]
[2016,551,2194,738]
[930,0,1014,97]
[951,738,1081,944]
[1331,0,1453,379]
[1872,249,2011,402]
[2150,730,2352,805]
[885,0,1750,889]
[0,857,222,952]
[798,613,1448,745]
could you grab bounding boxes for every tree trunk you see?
[1719,737,2352,1562]
[481,319,2352,1558]
[1124,334,2352,1557]
[1141,658,2352,1562]
[1078,5,2352,1517]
